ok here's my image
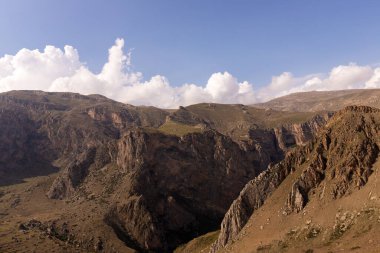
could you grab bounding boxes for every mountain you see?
[0,90,168,187]
[253,89,380,112]
[0,91,329,253]
[209,106,380,253]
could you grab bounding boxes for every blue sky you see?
[0,0,380,107]
[1,0,379,86]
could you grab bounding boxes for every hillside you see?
[254,89,380,112]
[209,106,380,253]
[0,91,329,253]
[168,103,322,141]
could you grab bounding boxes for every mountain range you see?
[1,89,380,253]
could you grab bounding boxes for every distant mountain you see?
[253,89,380,112]
[0,91,329,253]
[209,106,380,253]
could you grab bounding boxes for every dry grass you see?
[174,230,220,253]
[158,120,203,136]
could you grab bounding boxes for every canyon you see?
[1,89,380,253]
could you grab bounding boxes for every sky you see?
[0,0,380,108]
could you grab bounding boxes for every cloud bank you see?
[0,38,380,108]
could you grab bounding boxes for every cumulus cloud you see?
[0,38,379,108]
[0,38,256,108]
[366,68,380,88]
[257,63,376,101]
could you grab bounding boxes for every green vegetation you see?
[158,120,203,137]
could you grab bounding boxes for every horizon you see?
[1,1,380,108]
[4,87,380,109]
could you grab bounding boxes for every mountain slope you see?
[0,90,330,253]
[254,89,380,112]
[0,90,168,187]
[168,103,323,141]
[210,106,380,253]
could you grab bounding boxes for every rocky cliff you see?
[104,129,260,252]
[210,105,380,253]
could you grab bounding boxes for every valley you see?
[1,90,380,253]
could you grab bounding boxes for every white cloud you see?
[257,63,375,101]
[0,38,379,108]
[366,68,380,88]
[0,38,256,108]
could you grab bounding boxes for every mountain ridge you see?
[253,89,380,112]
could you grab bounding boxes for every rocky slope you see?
[210,105,380,253]
[0,90,330,253]
[0,90,168,187]
[254,89,380,112]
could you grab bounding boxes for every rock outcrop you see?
[210,106,380,252]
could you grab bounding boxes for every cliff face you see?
[105,129,259,252]
[210,106,380,253]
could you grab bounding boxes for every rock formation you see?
[210,105,380,253]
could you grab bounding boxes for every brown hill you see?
[254,89,380,112]
[209,105,380,253]
[0,91,329,253]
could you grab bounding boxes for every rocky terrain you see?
[2,90,380,253]
[254,89,380,112]
[0,90,329,253]
[208,106,380,253]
